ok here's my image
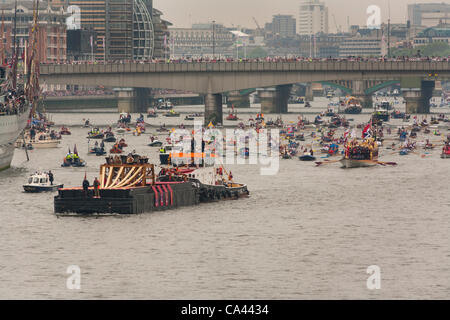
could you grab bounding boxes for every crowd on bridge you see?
[42,89,114,98]
[40,55,450,66]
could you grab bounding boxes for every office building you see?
[272,15,296,38]
[298,0,328,35]
[408,3,450,27]
[0,1,68,63]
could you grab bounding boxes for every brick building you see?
[0,1,68,63]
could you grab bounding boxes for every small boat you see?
[110,144,124,154]
[325,107,336,117]
[118,113,132,124]
[184,116,194,121]
[103,132,116,143]
[226,112,239,121]
[148,140,163,147]
[59,127,71,135]
[164,110,180,117]
[305,102,312,108]
[23,172,63,193]
[156,100,174,110]
[299,153,316,161]
[399,149,409,156]
[147,109,158,118]
[87,128,104,139]
[61,158,86,167]
[441,145,450,158]
[88,146,107,156]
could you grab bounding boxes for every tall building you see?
[0,1,68,63]
[169,23,233,58]
[408,3,450,27]
[272,15,296,38]
[298,0,328,35]
[51,0,161,61]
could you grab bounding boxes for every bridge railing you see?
[40,60,450,75]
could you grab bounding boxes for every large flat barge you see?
[54,156,248,215]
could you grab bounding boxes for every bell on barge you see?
[54,154,248,215]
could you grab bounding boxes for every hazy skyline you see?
[154,0,446,31]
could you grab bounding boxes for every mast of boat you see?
[11,0,18,89]
[26,0,40,116]
[0,10,4,67]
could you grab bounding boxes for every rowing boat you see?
[339,158,378,168]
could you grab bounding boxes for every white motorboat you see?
[23,172,63,193]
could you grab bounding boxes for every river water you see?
[1,98,449,299]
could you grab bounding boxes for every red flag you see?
[362,123,372,139]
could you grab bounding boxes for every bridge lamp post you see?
[212,20,216,59]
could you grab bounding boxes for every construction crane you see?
[332,14,341,33]
[252,16,264,37]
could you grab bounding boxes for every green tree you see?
[391,42,450,57]
[239,46,268,59]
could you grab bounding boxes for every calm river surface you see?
[1,98,449,299]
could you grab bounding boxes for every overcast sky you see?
[154,0,444,31]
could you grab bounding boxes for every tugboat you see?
[23,172,63,193]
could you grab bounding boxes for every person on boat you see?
[160,147,166,154]
[93,177,100,198]
[82,176,90,197]
[94,141,99,148]
[30,127,36,142]
[48,171,54,185]
[65,153,73,163]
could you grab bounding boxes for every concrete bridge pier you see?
[402,80,435,114]
[259,85,292,114]
[353,94,373,109]
[305,84,314,101]
[115,88,150,113]
[204,93,223,125]
[226,90,251,108]
[352,80,373,108]
[276,84,292,113]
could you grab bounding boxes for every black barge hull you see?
[54,182,199,215]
